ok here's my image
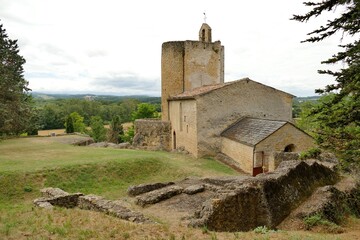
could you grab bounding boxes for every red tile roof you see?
[169,78,294,100]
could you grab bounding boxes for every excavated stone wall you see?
[34,161,359,232]
[190,160,339,231]
[34,188,149,223]
[133,119,171,151]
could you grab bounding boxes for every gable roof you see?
[170,83,226,100]
[169,78,294,100]
[221,118,287,147]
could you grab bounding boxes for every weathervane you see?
[203,12,207,23]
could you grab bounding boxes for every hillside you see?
[0,136,359,239]
[31,92,161,104]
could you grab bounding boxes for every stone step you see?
[135,185,183,207]
[127,182,175,196]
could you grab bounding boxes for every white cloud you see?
[0,0,347,96]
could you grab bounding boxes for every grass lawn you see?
[0,135,359,239]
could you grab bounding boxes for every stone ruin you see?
[132,119,171,151]
[34,188,149,223]
[34,159,360,232]
[189,160,340,231]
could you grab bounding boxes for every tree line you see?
[60,100,159,143]
[34,97,160,130]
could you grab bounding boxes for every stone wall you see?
[183,41,224,90]
[133,119,171,151]
[34,188,149,223]
[161,40,224,121]
[256,123,315,155]
[161,41,185,121]
[221,138,254,174]
[190,160,339,231]
[269,152,299,171]
[196,79,293,157]
[169,100,198,155]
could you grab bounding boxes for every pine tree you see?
[293,1,360,169]
[108,116,123,143]
[89,116,106,142]
[0,22,32,136]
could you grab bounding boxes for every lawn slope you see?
[0,136,359,239]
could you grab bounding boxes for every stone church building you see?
[134,23,314,176]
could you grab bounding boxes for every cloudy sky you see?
[0,0,349,97]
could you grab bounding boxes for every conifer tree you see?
[89,116,106,142]
[293,1,359,168]
[108,115,123,143]
[0,22,32,136]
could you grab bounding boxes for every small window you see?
[179,102,183,131]
[284,144,295,152]
[184,116,187,122]
[201,29,205,42]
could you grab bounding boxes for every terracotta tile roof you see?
[221,118,287,146]
[169,83,227,100]
[169,78,294,100]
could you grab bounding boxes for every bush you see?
[303,214,343,233]
[299,148,322,160]
[253,225,275,234]
[120,126,134,144]
[89,116,107,142]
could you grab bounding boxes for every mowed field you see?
[0,135,359,239]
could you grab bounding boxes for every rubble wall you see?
[133,119,171,151]
[190,160,339,231]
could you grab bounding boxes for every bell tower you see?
[161,23,224,120]
[199,23,212,42]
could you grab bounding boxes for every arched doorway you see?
[284,144,295,152]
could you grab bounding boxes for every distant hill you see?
[294,96,321,103]
[31,92,161,104]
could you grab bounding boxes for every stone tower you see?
[161,23,224,120]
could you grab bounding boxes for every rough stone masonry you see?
[34,159,360,231]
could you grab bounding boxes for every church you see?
[133,23,314,176]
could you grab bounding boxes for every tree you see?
[132,103,158,120]
[39,104,65,130]
[89,116,106,142]
[120,125,134,144]
[65,115,74,133]
[107,115,124,143]
[0,22,33,136]
[64,112,85,133]
[293,1,360,168]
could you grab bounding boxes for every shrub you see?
[303,214,343,233]
[299,147,322,160]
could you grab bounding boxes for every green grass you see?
[0,136,358,239]
[0,136,242,239]
[0,136,235,174]
[0,136,238,205]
